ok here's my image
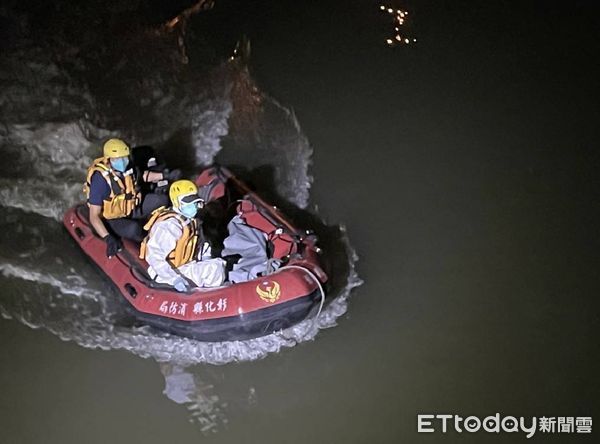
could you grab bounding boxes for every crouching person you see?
[85,138,178,257]
[139,180,226,292]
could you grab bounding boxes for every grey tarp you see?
[222,215,280,283]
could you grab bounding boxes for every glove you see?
[103,234,123,258]
[173,276,190,293]
[163,168,182,181]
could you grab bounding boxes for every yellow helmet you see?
[169,179,200,208]
[103,138,130,158]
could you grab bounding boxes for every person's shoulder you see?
[90,171,109,187]
[158,211,186,226]
[88,171,110,205]
[151,213,184,234]
[156,211,182,224]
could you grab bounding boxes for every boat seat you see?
[127,257,178,291]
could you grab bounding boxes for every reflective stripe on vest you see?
[139,208,199,268]
[83,157,140,219]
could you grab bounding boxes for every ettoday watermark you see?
[417,414,592,439]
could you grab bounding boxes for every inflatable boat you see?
[63,166,327,341]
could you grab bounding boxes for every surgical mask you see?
[179,203,198,219]
[110,157,129,173]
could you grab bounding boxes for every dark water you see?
[1,1,599,442]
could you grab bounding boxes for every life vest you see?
[139,207,200,268]
[83,157,140,219]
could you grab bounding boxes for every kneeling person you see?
[140,180,226,291]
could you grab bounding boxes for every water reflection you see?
[160,364,230,432]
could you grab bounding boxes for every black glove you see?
[163,168,182,181]
[103,234,123,258]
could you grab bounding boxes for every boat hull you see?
[63,170,326,341]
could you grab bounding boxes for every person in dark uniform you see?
[84,138,179,257]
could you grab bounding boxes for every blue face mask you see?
[179,203,198,219]
[110,157,129,173]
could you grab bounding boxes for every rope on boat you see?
[282,265,326,320]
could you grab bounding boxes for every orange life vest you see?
[139,207,200,268]
[83,157,140,219]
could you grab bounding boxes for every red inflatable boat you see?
[63,166,327,341]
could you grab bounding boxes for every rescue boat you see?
[63,166,327,341]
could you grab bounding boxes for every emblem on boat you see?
[256,280,281,303]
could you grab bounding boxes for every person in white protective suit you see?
[139,179,226,292]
